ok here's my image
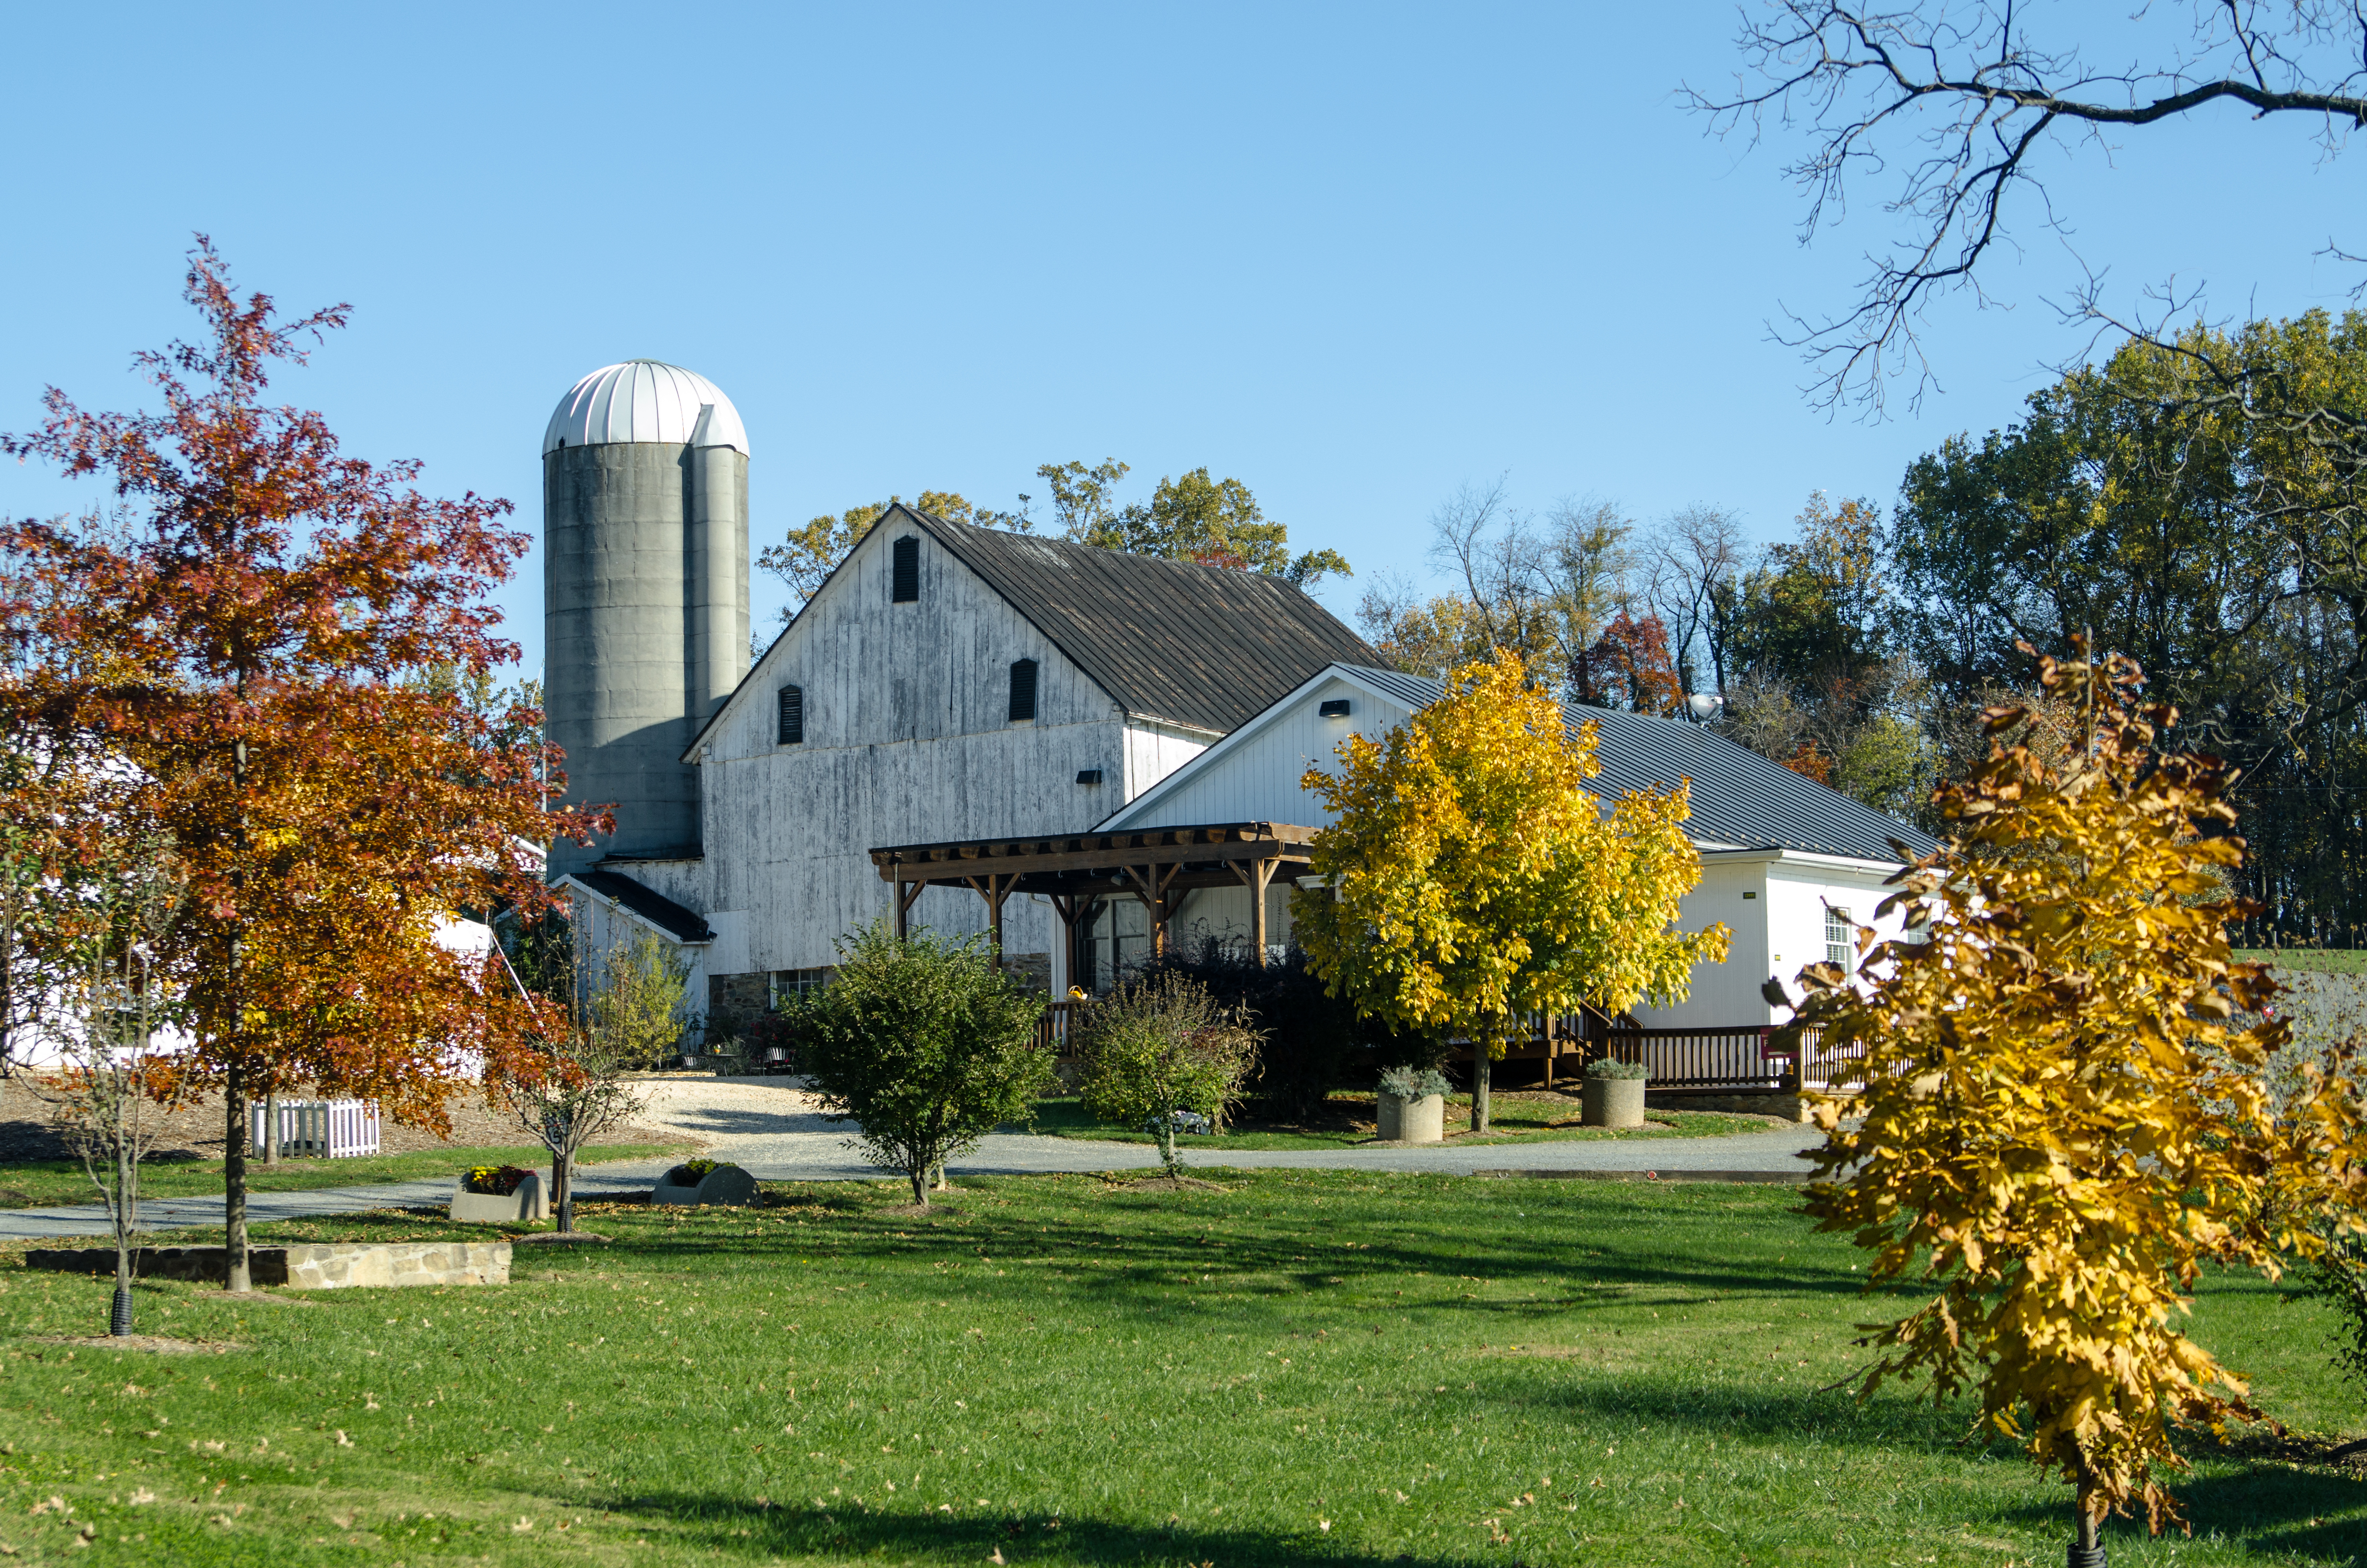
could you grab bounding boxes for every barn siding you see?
[693,523,1178,976]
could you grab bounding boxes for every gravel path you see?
[0,1078,1825,1240]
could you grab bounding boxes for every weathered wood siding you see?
[693,522,1191,975]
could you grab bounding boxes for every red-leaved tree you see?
[0,240,602,1289]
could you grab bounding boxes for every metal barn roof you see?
[1344,664,1937,863]
[902,506,1380,735]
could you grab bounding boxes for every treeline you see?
[1358,309,2367,948]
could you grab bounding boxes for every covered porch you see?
[868,821,1322,989]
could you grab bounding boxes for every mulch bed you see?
[0,1076,671,1163]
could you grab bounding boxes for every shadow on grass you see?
[593,1492,1475,1568]
[1988,1457,2367,1562]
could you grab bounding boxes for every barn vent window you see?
[776,684,805,745]
[891,536,919,602]
[1008,658,1038,722]
[1825,905,1852,966]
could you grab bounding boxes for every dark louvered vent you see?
[891,536,919,602]
[1008,658,1038,722]
[776,684,804,745]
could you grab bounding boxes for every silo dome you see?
[542,359,749,455]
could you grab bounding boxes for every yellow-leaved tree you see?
[1294,650,1729,1130]
[1782,643,2367,1557]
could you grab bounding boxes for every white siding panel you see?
[1112,674,1415,829]
[1122,721,1215,800]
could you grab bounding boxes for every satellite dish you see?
[1685,691,1724,721]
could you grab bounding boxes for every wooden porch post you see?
[1121,862,1181,959]
[1229,856,1278,968]
[894,876,926,940]
[965,873,1012,972]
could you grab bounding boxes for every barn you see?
[535,360,1935,1061]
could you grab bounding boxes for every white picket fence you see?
[249,1099,381,1159]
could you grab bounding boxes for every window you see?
[891,536,919,602]
[1008,658,1038,722]
[1825,905,1853,967]
[776,684,804,745]
[769,968,832,1009]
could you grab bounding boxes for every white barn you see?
[532,364,1936,1066]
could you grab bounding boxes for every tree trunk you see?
[111,1137,135,1336]
[223,1065,250,1292]
[555,1149,573,1233]
[1158,1116,1178,1178]
[1471,1053,1492,1133]
[2069,1470,2106,1567]
[909,1164,929,1208]
[262,1091,278,1165]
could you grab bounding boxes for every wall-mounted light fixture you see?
[1318,699,1352,718]
[1075,769,1104,785]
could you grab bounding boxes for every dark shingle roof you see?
[904,507,1378,734]
[570,870,715,944]
[1345,664,1938,863]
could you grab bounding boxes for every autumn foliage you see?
[1780,643,2367,1538]
[0,242,598,1280]
[1294,651,1729,1128]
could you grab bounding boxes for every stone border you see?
[27,1241,511,1288]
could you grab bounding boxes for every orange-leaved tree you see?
[1780,642,2367,1556]
[1294,649,1729,1130]
[0,240,602,1289]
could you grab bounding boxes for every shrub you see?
[463,1165,532,1196]
[1585,1058,1650,1081]
[1075,974,1259,1178]
[1377,1065,1450,1100]
[799,921,1051,1208]
[1134,941,1359,1120]
[668,1157,724,1184]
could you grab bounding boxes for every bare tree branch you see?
[1688,1,2367,412]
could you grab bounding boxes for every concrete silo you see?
[542,360,749,878]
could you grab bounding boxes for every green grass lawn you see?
[1024,1091,1783,1150]
[0,1143,693,1210]
[1,1170,2360,1566]
[2237,948,2367,976]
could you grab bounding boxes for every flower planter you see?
[1581,1078,1647,1128]
[652,1164,760,1207]
[1376,1090,1445,1143]
[448,1170,547,1223]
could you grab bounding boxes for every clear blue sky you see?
[3,3,2355,678]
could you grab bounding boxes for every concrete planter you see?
[1376,1091,1445,1143]
[653,1164,760,1207]
[1582,1078,1648,1128]
[449,1171,546,1224]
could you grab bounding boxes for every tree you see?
[1073,974,1260,1180]
[1293,650,1730,1131]
[1690,2,2367,414]
[37,833,181,1336]
[0,241,586,1290]
[798,921,1049,1208]
[497,930,676,1232]
[1361,481,1640,701]
[1642,503,1748,696]
[1779,641,2367,1554]
[1570,610,1685,716]
[1893,314,2367,936]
